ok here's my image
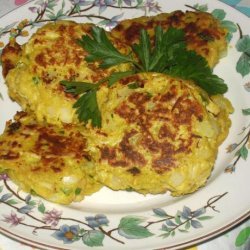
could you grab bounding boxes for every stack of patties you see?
[0,20,131,204]
[0,10,233,204]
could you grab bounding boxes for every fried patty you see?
[111,10,228,68]
[86,73,233,195]
[1,20,131,126]
[0,112,101,204]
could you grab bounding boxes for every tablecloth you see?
[0,0,249,249]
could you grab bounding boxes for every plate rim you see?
[0,0,250,249]
[1,212,249,250]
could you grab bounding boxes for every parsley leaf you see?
[128,82,140,89]
[162,48,228,94]
[132,26,227,94]
[124,27,186,72]
[61,81,101,127]
[107,70,135,87]
[74,90,101,128]
[147,27,186,72]
[61,71,134,127]
[78,26,134,68]
[61,80,98,93]
[132,29,151,71]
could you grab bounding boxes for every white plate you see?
[0,0,249,249]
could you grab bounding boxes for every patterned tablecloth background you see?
[0,0,249,249]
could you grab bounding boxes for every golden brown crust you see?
[0,112,90,174]
[1,41,21,77]
[0,14,233,200]
[2,20,132,125]
[87,72,233,195]
[0,111,102,204]
[111,10,228,67]
[98,74,205,174]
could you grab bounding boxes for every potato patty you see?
[111,10,228,68]
[2,20,131,126]
[86,73,233,195]
[0,112,101,204]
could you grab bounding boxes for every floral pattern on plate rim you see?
[0,0,249,248]
[0,173,228,247]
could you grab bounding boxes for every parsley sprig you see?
[78,26,227,95]
[61,81,101,127]
[77,26,137,69]
[61,70,134,127]
[62,25,228,127]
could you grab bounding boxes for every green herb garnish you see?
[32,76,40,85]
[132,26,186,72]
[78,26,227,95]
[162,48,228,94]
[75,187,82,195]
[77,26,135,69]
[62,26,228,127]
[61,70,134,127]
[128,82,140,89]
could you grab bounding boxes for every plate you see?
[0,0,249,249]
